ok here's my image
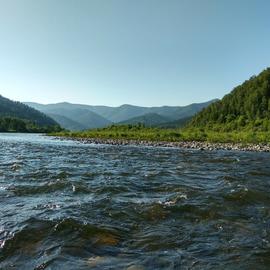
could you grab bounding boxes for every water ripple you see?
[0,133,270,269]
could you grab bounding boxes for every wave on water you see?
[1,134,270,269]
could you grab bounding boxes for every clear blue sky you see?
[0,0,270,106]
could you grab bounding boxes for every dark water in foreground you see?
[0,134,270,270]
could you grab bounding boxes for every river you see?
[0,133,270,269]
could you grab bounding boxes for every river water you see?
[0,133,270,270]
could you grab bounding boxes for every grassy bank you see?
[50,124,270,144]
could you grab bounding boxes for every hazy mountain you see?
[24,103,112,130]
[90,101,217,122]
[165,100,218,120]
[25,99,216,130]
[47,108,111,130]
[47,113,86,131]
[189,68,270,131]
[99,104,149,122]
[119,113,171,127]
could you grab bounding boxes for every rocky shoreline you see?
[55,136,270,152]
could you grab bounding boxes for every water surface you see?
[0,133,270,269]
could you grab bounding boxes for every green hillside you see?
[54,68,270,144]
[119,113,171,126]
[157,116,192,128]
[189,68,270,131]
[0,95,61,132]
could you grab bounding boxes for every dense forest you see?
[0,117,62,132]
[0,95,62,132]
[189,68,270,131]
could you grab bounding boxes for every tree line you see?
[189,68,270,131]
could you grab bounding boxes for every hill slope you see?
[0,95,57,126]
[25,99,216,130]
[189,68,270,131]
[47,113,86,131]
[90,101,217,122]
[51,108,111,130]
[0,95,61,132]
[24,103,112,130]
[119,113,171,126]
[157,116,193,128]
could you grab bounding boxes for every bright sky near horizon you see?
[0,0,270,106]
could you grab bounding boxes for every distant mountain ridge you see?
[25,99,217,130]
[88,101,217,122]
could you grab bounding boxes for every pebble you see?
[56,137,270,153]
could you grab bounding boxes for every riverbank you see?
[55,136,270,152]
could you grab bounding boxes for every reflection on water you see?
[0,133,270,269]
